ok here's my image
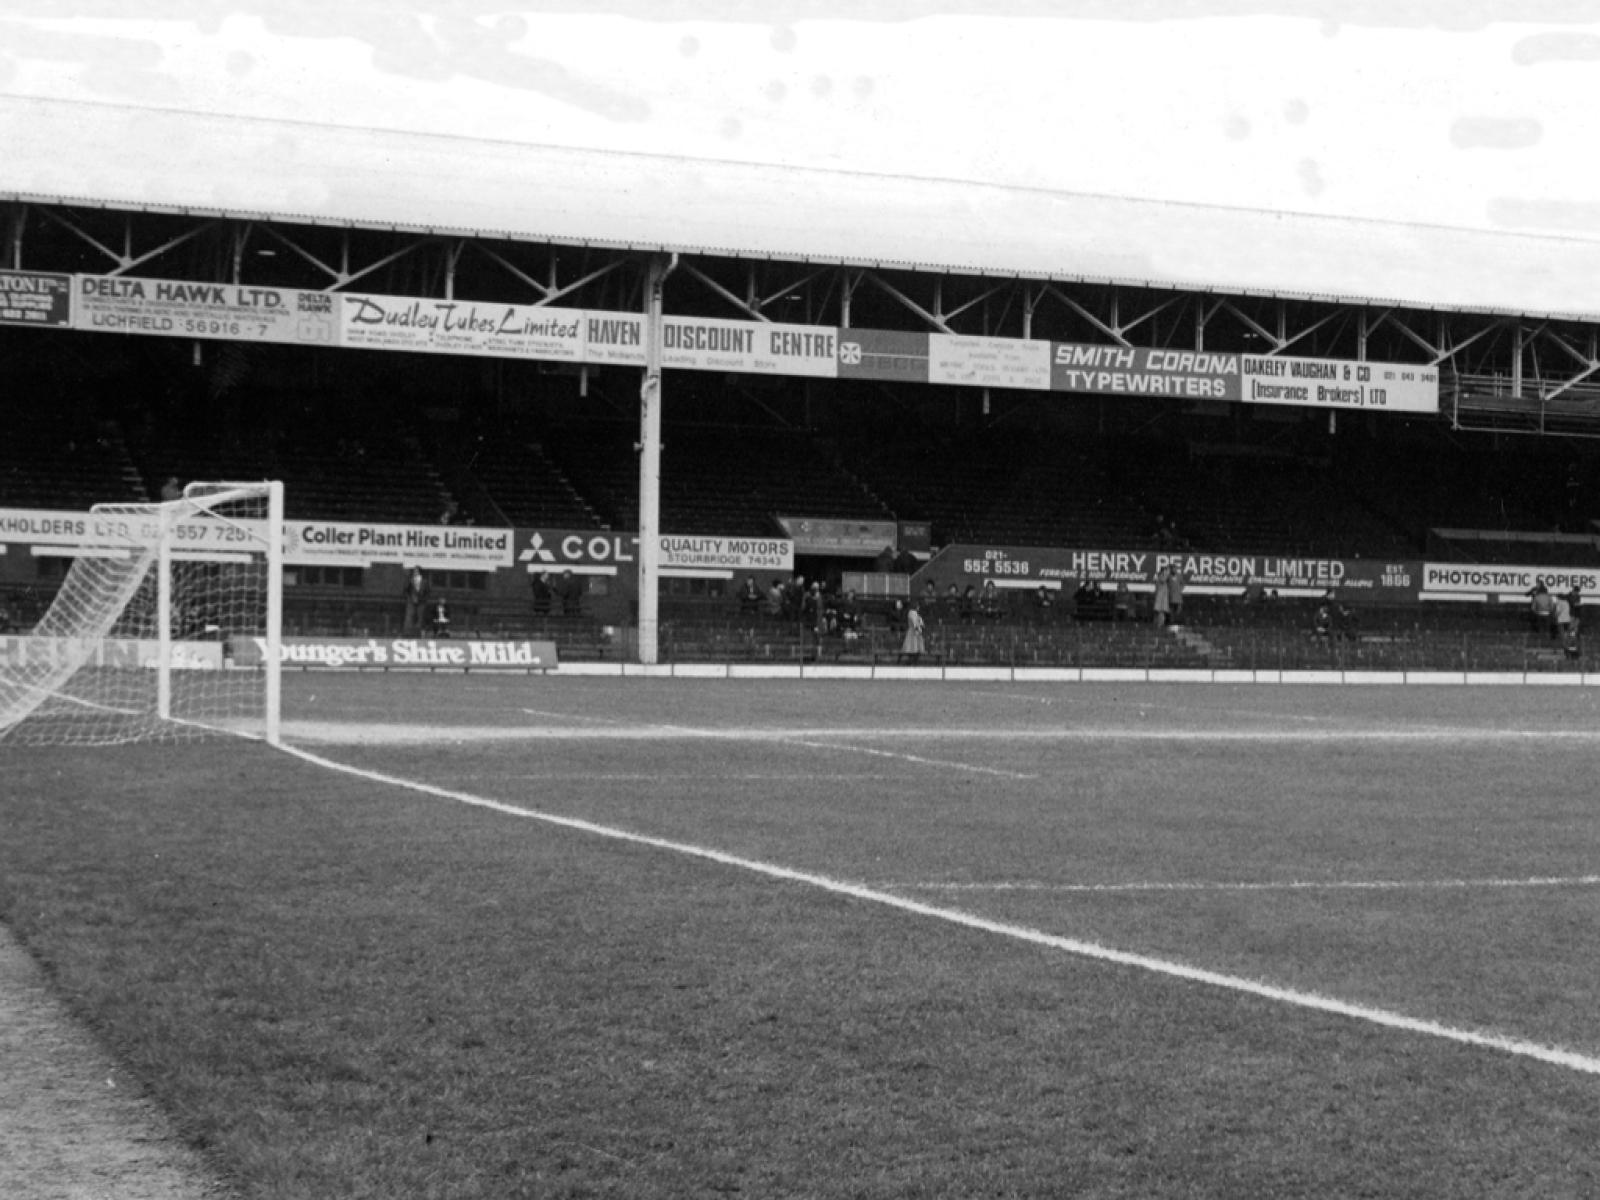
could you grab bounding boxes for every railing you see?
[656,613,1588,674]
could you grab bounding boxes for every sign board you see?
[284,520,514,569]
[1241,355,1438,414]
[231,635,557,670]
[775,516,896,557]
[0,636,224,670]
[1419,562,1600,601]
[75,275,336,345]
[46,272,1441,415]
[925,544,1422,602]
[0,270,71,327]
[1051,344,1241,400]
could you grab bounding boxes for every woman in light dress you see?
[901,603,926,659]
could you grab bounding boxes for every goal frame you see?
[0,479,284,746]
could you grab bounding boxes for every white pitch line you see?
[278,741,1600,1078]
[519,707,625,725]
[640,721,1040,781]
[281,721,1600,745]
[903,875,1600,894]
[785,737,1039,780]
[458,773,898,782]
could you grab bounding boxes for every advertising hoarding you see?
[75,275,336,344]
[1050,344,1241,401]
[0,270,71,327]
[285,521,515,569]
[231,636,557,669]
[1241,355,1437,414]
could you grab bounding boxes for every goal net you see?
[0,481,283,746]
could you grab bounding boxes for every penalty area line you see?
[277,741,1600,1079]
[905,875,1600,894]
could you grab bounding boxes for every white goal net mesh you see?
[0,481,282,746]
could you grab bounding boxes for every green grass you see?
[3,678,1600,1197]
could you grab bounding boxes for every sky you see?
[2,3,1599,310]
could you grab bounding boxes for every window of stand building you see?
[35,555,72,582]
[423,569,488,592]
[663,576,726,599]
[288,565,366,588]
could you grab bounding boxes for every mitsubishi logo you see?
[519,532,557,564]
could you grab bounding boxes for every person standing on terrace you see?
[1152,566,1172,628]
[402,567,430,635]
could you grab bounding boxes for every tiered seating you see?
[543,421,893,537]
[849,429,1157,547]
[0,411,146,508]
[144,429,450,524]
[1100,441,1415,558]
[467,433,601,529]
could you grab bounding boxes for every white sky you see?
[2,4,1599,310]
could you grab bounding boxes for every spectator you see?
[803,581,825,635]
[530,570,553,618]
[873,545,896,574]
[1113,582,1133,623]
[559,569,584,617]
[1151,567,1171,628]
[901,603,926,661]
[1554,590,1573,643]
[401,567,430,634]
[980,579,1003,621]
[1563,613,1583,660]
[920,579,939,612]
[1528,579,1555,636]
[887,597,908,636]
[766,578,785,619]
[784,574,807,621]
[838,589,862,640]
[943,583,961,622]
[1313,594,1334,640]
[1167,568,1187,625]
[427,598,452,638]
[1031,585,1054,623]
[737,575,763,617]
[160,475,184,502]
[439,501,459,526]
[1333,596,1358,642]
[959,584,977,623]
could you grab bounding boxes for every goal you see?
[0,481,283,746]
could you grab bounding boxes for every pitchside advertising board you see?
[1420,562,1600,602]
[0,510,792,578]
[517,529,793,577]
[0,270,1439,415]
[932,545,1423,603]
[0,636,224,670]
[230,636,559,670]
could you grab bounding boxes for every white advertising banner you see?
[929,334,1052,390]
[235,636,557,670]
[0,507,267,555]
[658,535,794,574]
[74,275,337,345]
[0,636,224,670]
[584,313,836,377]
[338,293,584,361]
[284,521,515,569]
[1241,355,1438,414]
[1420,561,1600,600]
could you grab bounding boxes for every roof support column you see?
[637,252,676,665]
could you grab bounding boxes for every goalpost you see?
[0,481,283,746]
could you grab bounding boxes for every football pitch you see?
[5,675,1599,1198]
